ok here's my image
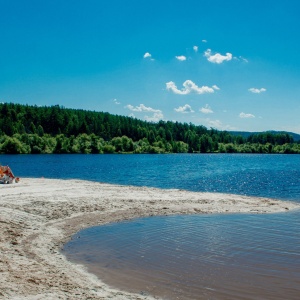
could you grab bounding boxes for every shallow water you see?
[63,212,300,300]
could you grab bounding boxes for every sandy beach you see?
[0,178,299,300]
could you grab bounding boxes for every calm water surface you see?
[63,213,300,300]
[1,154,300,299]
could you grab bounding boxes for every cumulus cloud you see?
[239,112,255,118]
[207,119,222,129]
[175,55,186,61]
[126,104,163,122]
[113,99,120,105]
[174,104,194,113]
[193,45,198,52]
[212,85,220,90]
[204,49,232,64]
[166,80,215,95]
[205,118,236,130]
[145,112,164,122]
[200,104,213,114]
[126,104,160,113]
[202,39,207,43]
[143,52,152,58]
[248,87,266,94]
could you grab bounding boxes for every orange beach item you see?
[0,165,20,184]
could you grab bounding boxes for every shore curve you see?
[1,178,299,299]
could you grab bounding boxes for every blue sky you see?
[1,0,300,133]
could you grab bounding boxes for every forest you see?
[0,102,299,154]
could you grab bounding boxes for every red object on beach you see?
[0,165,20,183]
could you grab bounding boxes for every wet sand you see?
[0,178,299,299]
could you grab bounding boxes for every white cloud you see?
[126,104,163,122]
[128,113,135,118]
[202,39,207,43]
[175,55,186,61]
[166,80,215,95]
[193,45,198,52]
[143,52,152,58]
[233,56,249,63]
[126,104,161,113]
[200,104,213,114]
[239,112,255,118]
[205,118,236,130]
[174,104,194,113]
[212,85,220,90]
[113,99,120,105]
[207,119,222,128]
[204,49,232,64]
[145,112,164,122]
[126,104,140,111]
[248,87,266,94]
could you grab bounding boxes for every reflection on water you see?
[63,212,300,300]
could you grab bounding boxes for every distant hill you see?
[229,131,300,142]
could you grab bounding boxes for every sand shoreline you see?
[1,178,299,300]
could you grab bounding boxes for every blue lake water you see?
[1,154,300,299]
[1,153,300,201]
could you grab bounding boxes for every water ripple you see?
[63,212,300,300]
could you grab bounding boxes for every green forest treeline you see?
[0,102,299,154]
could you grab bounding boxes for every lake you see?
[1,153,300,200]
[1,154,300,299]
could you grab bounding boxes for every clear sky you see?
[1,0,300,133]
